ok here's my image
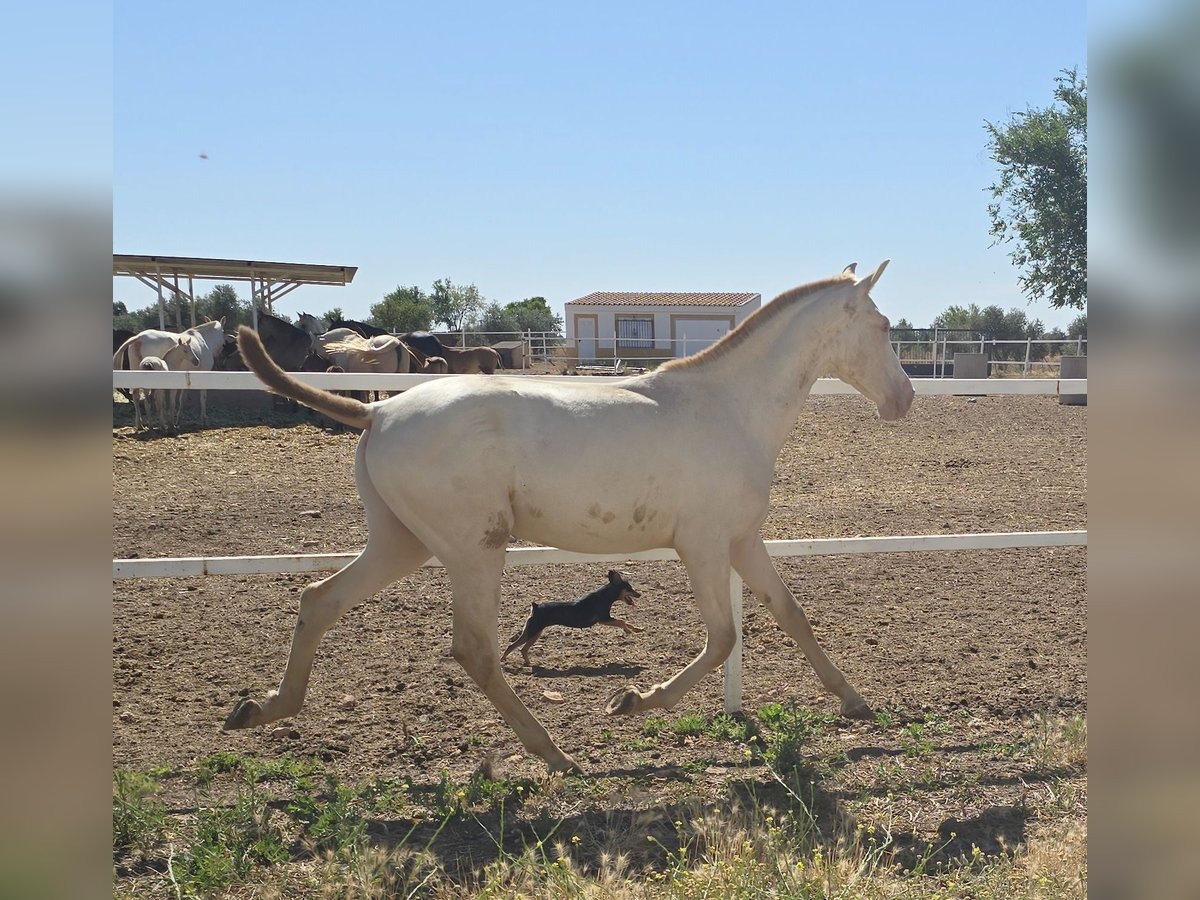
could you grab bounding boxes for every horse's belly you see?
[510,498,675,554]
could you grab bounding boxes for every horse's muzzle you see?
[879,383,915,421]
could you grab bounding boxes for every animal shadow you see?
[528,662,644,679]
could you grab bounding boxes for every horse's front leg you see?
[606,548,735,716]
[731,533,872,718]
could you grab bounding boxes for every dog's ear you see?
[608,569,622,582]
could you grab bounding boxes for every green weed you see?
[112,769,167,859]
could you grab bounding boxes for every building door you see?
[576,316,597,364]
[674,319,729,357]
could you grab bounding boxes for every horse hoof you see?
[223,697,263,731]
[841,697,874,720]
[605,685,643,716]
[548,753,584,775]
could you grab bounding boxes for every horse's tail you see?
[237,326,373,430]
[112,336,137,370]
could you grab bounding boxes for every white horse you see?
[112,319,224,371]
[225,262,914,773]
[133,357,170,432]
[319,334,413,373]
[113,319,224,427]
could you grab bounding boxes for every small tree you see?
[985,68,1087,310]
[430,278,485,332]
[370,285,432,332]
[474,303,520,342]
[1066,313,1087,340]
[504,296,563,336]
[197,283,249,328]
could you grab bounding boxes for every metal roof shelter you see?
[113,254,358,330]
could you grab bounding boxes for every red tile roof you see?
[566,291,760,308]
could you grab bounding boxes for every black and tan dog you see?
[502,570,643,666]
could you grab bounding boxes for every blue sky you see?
[113,1,1086,329]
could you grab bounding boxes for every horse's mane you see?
[659,273,855,372]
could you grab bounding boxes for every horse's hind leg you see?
[443,549,580,772]
[731,534,872,718]
[225,436,431,731]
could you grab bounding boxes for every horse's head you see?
[297,312,330,338]
[822,260,914,422]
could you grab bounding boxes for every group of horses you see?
[113,311,504,431]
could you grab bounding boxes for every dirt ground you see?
[112,392,1086,837]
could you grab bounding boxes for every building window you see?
[616,315,653,349]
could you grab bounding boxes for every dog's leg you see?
[598,618,644,634]
[502,623,533,661]
[518,629,545,666]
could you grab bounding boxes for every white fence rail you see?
[114,370,1087,396]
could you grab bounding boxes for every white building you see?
[563,291,761,365]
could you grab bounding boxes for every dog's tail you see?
[237,326,373,430]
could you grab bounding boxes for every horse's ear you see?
[219,316,226,326]
[842,262,858,275]
[859,259,890,291]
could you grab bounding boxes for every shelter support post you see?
[250,270,258,330]
[156,263,165,329]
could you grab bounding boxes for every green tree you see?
[503,296,563,335]
[197,283,249,328]
[320,307,345,324]
[474,302,520,341]
[932,303,1044,361]
[1067,313,1087,339]
[430,278,485,331]
[892,317,915,331]
[370,285,433,332]
[986,68,1086,310]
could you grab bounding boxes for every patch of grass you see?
[358,775,412,816]
[191,750,249,786]
[254,753,323,784]
[705,712,761,744]
[112,769,167,859]
[671,713,707,737]
[900,721,935,757]
[1030,714,1087,771]
[642,715,669,737]
[287,776,368,853]
[170,783,290,896]
[623,736,658,752]
[755,704,838,776]
[427,769,534,819]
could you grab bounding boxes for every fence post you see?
[1024,338,1032,375]
[723,569,744,713]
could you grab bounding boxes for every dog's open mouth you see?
[624,590,640,605]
